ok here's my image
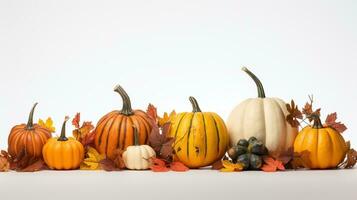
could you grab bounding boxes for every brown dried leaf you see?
[211,160,224,170]
[302,102,313,115]
[289,151,311,169]
[286,100,303,128]
[100,159,120,171]
[325,113,347,133]
[339,142,357,169]
[20,159,47,172]
[112,149,126,170]
[148,122,175,160]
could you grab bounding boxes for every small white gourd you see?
[123,127,156,170]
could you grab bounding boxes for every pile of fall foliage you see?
[0,98,356,173]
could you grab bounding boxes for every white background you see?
[0,1,356,200]
[1,0,356,147]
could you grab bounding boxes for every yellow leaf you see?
[159,110,177,126]
[220,167,235,172]
[38,117,55,133]
[80,147,105,170]
[220,160,243,172]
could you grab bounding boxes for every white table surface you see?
[1,168,356,200]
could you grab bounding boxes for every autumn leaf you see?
[80,147,105,170]
[211,160,224,170]
[288,151,311,169]
[338,142,357,169]
[20,159,47,172]
[73,122,95,142]
[286,100,303,128]
[9,149,47,172]
[148,122,175,161]
[72,113,81,129]
[147,104,158,124]
[80,131,96,147]
[99,159,119,171]
[38,117,56,133]
[159,111,177,127]
[170,162,189,172]
[302,102,313,115]
[71,113,95,146]
[325,113,347,133]
[0,152,10,172]
[150,157,170,172]
[147,104,176,127]
[220,160,243,172]
[261,157,285,172]
[100,149,125,171]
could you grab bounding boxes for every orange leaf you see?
[0,156,10,172]
[261,164,277,172]
[151,165,170,172]
[149,158,170,172]
[170,162,189,172]
[261,156,285,172]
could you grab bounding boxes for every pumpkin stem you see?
[242,67,266,98]
[133,126,139,146]
[114,85,134,116]
[310,114,323,129]
[189,96,202,112]
[26,102,38,130]
[58,116,70,141]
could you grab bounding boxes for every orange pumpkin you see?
[43,117,84,170]
[8,103,52,159]
[294,114,348,169]
[94,85,152,159]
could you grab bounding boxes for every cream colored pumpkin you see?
[122,128,156,170]
[227,67,298,158]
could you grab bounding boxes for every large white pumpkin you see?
[227,67,298,158]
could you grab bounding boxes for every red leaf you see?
[72,113,81,129]
[146,104,158,123]
[170,162,189,172]
[150,157,166,167]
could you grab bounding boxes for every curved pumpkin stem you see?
[133,126,139,146]
[242,67,266,98]
[310,114,323,129]
[26,102,38,130]
[189,96,202,113]
[58,116,69,141]
[114,85,134,116]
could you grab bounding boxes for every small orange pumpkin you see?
[94,85,152,160]
[8,103,52,159]
[294,114,348,169]
[43,117,84,170]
